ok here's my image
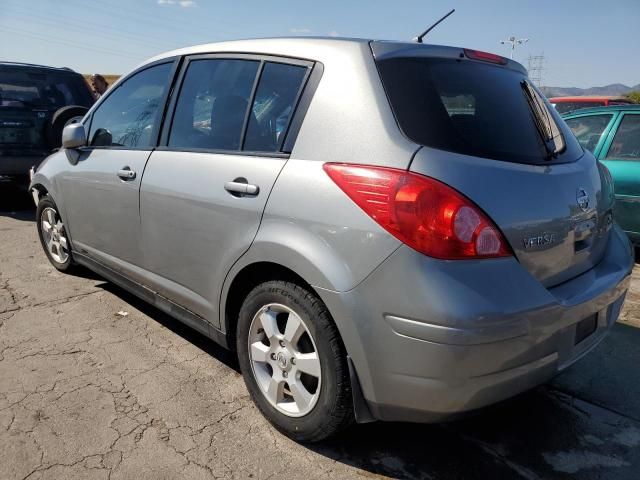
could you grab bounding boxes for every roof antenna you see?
[413,8,455,43]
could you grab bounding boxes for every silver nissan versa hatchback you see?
[29,37,633,442]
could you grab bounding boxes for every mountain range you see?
[541,83,640,97]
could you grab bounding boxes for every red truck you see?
[549,95,633,114]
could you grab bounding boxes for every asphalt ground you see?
[1,182,639,480]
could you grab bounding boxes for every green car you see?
[563,105,640,244]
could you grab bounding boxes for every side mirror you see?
[62,123,87,149]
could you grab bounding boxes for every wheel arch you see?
[221,261,319,347]
[29,172,55,204]
[30,183,47,203]
[221,259,376,423]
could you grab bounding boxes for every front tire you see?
[237,280,354,442]
[36,196,73,272]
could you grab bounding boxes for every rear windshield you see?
[0,69,94,110]
[375,56,582,164]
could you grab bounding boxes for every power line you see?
[99,0,246,37]
[3,15,176,55]
[0,26,145,62]
[527,53,545,88]
[65,0,237,41]
[3,6,180,51]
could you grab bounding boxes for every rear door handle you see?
[224,181,259,196]
[117,167,136,180]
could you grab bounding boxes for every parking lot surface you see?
[1,184,640,480]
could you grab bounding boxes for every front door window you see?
[88,62,172,148]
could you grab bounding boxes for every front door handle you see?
[117,167,136,180]
[224,180,259,196]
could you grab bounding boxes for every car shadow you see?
[308,390,560,479]
[550,320,640,421]
[81,274,640,479]
[95,281,239,372]
[309,379,640,479]
[0,181,35,219]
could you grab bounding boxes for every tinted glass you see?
[565,114,613,152]
[169,59,259,150]
[605,115,640,161]
[0,70,93,109]
[89,63,171,148]
[243,62,307,152]
[376,56,582,164]
[553,101,603,114]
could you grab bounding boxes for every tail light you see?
[323,163,512,260]
[464,49,508,65]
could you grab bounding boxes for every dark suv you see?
[0,62,94,182]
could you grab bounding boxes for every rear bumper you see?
[317,224,633,422]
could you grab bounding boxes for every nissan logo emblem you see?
[577,188,589,212]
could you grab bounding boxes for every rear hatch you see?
[0,66,93,155]
[371,42,614,287]
[0,109,49,156]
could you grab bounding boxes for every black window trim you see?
[83,56,181,152]
[603,112,640,161]
[281,61,321,153]
[239,61,265,151]
[157,52,319,158]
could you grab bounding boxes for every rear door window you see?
[565,114,613,152]
[605,114,640,161]
[375,55,582,165]
[243,62,308,152]
[168,59,259,151]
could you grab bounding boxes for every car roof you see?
[561,104,640,117]
[142,36,523,71]
[0,61,78,74]
[145,36,370,63]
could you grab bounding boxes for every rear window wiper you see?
[521,81,562,160]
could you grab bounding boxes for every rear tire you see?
[237,280,354,442]
[47,106,89,150]
[36,196,74,272]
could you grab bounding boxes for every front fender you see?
[28,150,70,226]
[29,171,54,201]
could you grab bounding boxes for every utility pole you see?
[527,53,545,88]
[500,36,529,59]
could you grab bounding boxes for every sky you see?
[0,0,638,88]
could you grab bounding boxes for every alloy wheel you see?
[248,303,322,417]
[40,207,69,264]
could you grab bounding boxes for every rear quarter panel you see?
[221,159,402,295]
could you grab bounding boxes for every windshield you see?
[0,69,94,109]
[375,56,582,165]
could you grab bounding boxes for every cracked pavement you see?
[1,184,640,479]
